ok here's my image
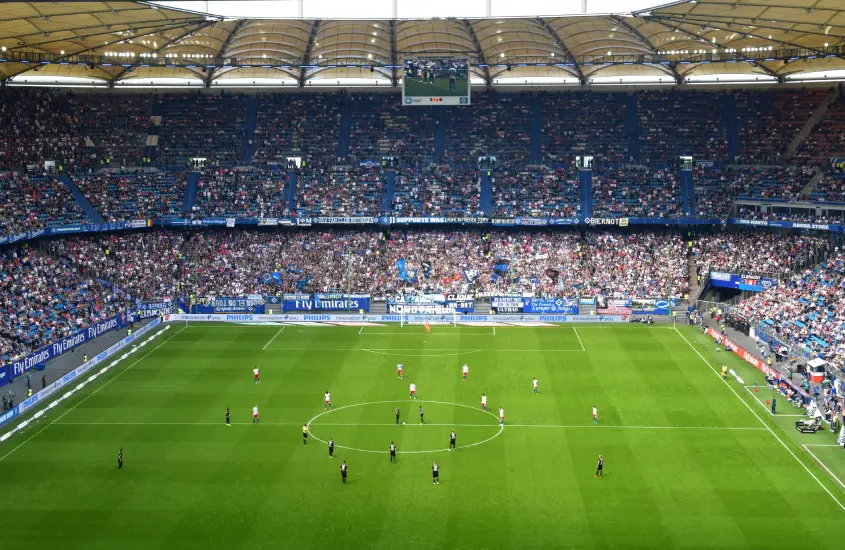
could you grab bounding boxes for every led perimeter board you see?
[402,56,470,106]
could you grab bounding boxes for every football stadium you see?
[1,0,845,548]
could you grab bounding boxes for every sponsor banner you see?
[631,299,671,315]
[264,296,281,304]
[709,272,776,292]
[137,301,173,319]
[283,294,371,312]
[387,294,474,313]
[597,307,633,314]
[191,296,266,314]
[584,217,629,227]
[389,217,486,225]
[1,318,161,428]
[728,218,844,232]
[6,312,130,378]
[165,313,628,324]
[0,363,9,389]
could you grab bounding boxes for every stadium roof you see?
[0,0,843,87]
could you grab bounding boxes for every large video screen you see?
[402,57,470,106]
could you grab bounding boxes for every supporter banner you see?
[283,294,371,312]
[165,313,628,324]
[1,318,161,428]
[0,363,9,389]
[490,296,524,313]
[709,271,776,292]
[191,296,266,314]
[631,299,671,315]
[137,301,173,319]
[387,294,475,313]
[490,297,579,314]
[390,217,486,225]
[6,312,131,379]
[295,217,380,225]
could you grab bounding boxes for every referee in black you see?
[328,439,334,458]
[419,406,425,424]
[395,406,401,425]
[117,448,123,470]
[595,455,603,478]
[389,441,396,463]
[432,460,439,485]
[225,407,231,426]
[341,461,348,484]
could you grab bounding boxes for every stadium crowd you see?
[393,166,481,217]
[76,172,186,222]
[296,166,383,217]
[492,166,579,218]
[592,167,682,218]
[693,231,829,277]
[0,174,86,235]
[252,93,341,166]
[193,168,291,218]
[0,245,133,363]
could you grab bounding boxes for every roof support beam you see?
[207,19,246,87]
[299,20,320,87]
[388,20,398,87]
[646,17,779,80]
[7,16,206,47]
[462,20,491,88]
[656,15,829,53]
[611,15,680,84]
[536,18,584,84]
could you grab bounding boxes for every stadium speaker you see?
[370,67,374,72]
[506,64,512,71]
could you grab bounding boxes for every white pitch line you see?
[0,326,186,463]
[803,444,845,490]
[264,348,586,352]
[674,327,845,512]
[573,327,585,351]
[262,326,286,350]
[50,421,765,431]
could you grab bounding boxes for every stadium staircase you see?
[687,254,701,301]
[786,87,838,160]
[240,96,260,163]
[530,96,543,165]
[182,172,200,213]
[800,166,825,198]
[382,169,396,215]
[337,98,352,159]
[286,170,298,214]
[723,94,739,159]
[579,169,593,218]
[626,94,640,163]
[144,97,164,165]
[480,171,493,216]
[433,110,447,161]
[60,175,105,224]
[679,169,694,217]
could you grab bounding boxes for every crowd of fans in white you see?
[692,231,828,278]
[76,172,186,222]
[0,174,86,235]
[296,166,382,217]
[493,167,579,218]
[193,168,291,218]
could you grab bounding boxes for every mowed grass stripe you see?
[0,325,839,550]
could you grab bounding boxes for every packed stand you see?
[76,171,186,222]
[733,89,828,165]
[732,249,845,370]
[693,231,828,278]
[69,93,153,168]
[0,89,93,172]
[693,167,743,219]
[492,166,579,218]
[795,97,845,166]
[381,102,437,164]
[296,166,382,217]
[732,166,813,201]
[810,173,845,203]
[541,92,628,165]
[638,90,727,164]
[158,93,247,168]
[252,93,341,166]
[392,166,481,217]
[347,95,390,163]
[592,167,682,218]
[444,93,531,166]
[47,232,184,302]
[0,246,133,364]
[0,174,86,235]
[192,168,291,218]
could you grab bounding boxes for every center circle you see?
[306,400,503,454]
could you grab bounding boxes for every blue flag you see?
[462,267,479,283]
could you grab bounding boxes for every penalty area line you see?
[262,326,286,350]
[803,444,845,491]
[674,327,845,512]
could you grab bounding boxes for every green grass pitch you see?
[403,75,468,98]
[1,323,843,549]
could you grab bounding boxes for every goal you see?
[400,310,458,328]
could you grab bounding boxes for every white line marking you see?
[52,421,765,431]
[804,444,843,447]
[358,326,363,335]
[305,400,503,454]
[264,347,585,352]
[674,327,845,511]
[262,326,286,350]
[0,326,185,463]
[493,326,496,336]
[573,327,585,351]
[803,444,845,490]
[362,349,484,357]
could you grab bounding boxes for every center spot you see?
[306,400,502,454]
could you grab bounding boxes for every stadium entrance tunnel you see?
[306,400,502,454]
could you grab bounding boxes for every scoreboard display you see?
[402,56,470,107]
